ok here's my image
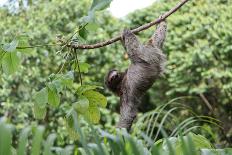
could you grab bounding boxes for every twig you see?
[70,0,189,49]
[199,93,213,111]
[16,43,58,49]
[74,49,83,85]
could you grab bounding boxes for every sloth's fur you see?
[105,21,167,130]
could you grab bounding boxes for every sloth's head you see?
[105,69,125,96]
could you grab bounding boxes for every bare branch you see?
[70,0,189,49]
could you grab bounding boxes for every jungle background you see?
[0,0,232,154]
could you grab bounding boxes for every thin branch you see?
[16,43,58,49]
[73,51,83,85]
[199,93,213,111]
[70,0,189,49]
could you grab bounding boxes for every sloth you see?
[105,21,167,130]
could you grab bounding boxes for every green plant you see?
[1,115,231,155]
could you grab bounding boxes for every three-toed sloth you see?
[105,21,167,130]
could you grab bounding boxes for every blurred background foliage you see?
[0,0,232,149]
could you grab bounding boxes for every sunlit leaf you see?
[73,95,89,114]
[76,85,100,95]
[1,52,20,75]
[33,88,48,107]
[0,124,12,155]
[85,23,99,31]
[47,84,60,107]
[83,90,107,107]
[2,39,18,52]
[60,71,74,87]
[84,106,100,124]
[31,126,45,155]
[33,104,47,119]
[79,62,90,73]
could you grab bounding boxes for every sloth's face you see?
[105,69,124,95]
[108,70,120,82]
[108,70,122,86]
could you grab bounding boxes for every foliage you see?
[132,97,221,145]
[0,0,232,152]
[1,115,232,155]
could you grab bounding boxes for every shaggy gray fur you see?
[117,21,167,130]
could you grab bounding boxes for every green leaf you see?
[60,71,74,88]
[52,79,64,93]
[17,35,31,53]
[188,133,212,149]
[85,23,99,31]
[51,72,74,92]
[76,85,99,95]
[65,112,80,140]
[80,0,112,25]
[0,123,12,155]
[84,106,100,124]
[90,0,112,12]
[73,95,89,114]
[79,26,88,39]
[33,88,48,107]
[47,84,60,107]
[31,126,45,155]
[79,62,90,73]
[17,127,31,155]
[83,90,107,107]
[43,133,57,155]
[1,52,20,75]
[80,11,95,24]
[33,104,47,119]
[2,39,18,52]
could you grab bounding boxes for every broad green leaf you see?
[33,88,48,107]
[83,90,107,107]
[76,85,99,95]
[1,52,20,75]
[188,133,212,149]
[79,27,88,39]
[17,35,31,53]
[0,123,12,155]
[3,39,18,52]
[90,0,112,12]
[47,85,60,107]
[84,106,100,124]
[79,62,90,73]
[80,11,95,24]
[85,23,99,31]
[33,104,47,119]
[60,71,74,88]
[65,114,80,140]
[73,95,89,114]
[52,71,74,91]
[52,79,63,93]
[80,0,112,25]
[31,126,45,155]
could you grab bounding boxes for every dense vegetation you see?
[0,0,232,154]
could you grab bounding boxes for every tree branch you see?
[71,0,189,49]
